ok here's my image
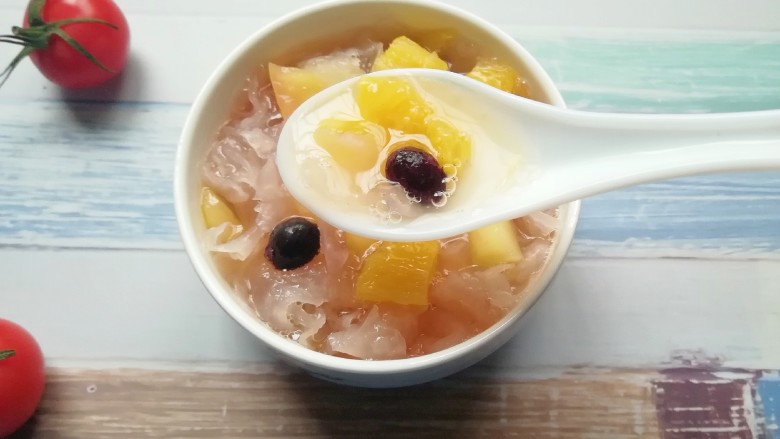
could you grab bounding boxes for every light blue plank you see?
[0,100,185,249]
[573,173,780,255]
[759,375,780,439]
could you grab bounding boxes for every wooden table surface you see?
[1,0,780,437]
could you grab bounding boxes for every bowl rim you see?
[175,0,580,375]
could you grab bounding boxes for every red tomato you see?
[0,319,45,438]
[24,0,130,88]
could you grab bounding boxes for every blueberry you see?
[385,146,446,204]
[265,217,320,270]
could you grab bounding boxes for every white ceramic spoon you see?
[276,69,780,242]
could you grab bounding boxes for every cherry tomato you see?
[0,319,45,438]
[1,0,130,89]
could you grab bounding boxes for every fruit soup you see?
[200,31,560,360]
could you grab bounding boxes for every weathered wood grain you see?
[9,367,662,439]
[8,366,780,438]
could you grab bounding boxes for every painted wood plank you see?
[9,366,780,438]
[653,368,764,438]
[2,250,779,370]
[759,374,780,439]
[2,99,779,255]
[2,0,780,32]
[522,36,780,114]
[0,100,185,250]
[9,367,663,439]
[572,173,780,258]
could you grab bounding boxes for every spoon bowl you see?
[277,68,780,242]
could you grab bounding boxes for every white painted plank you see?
[1,249,778,371]
[2,0,779,31]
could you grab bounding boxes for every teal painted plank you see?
[520,36,780,113]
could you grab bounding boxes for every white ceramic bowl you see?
[175,0,580,388]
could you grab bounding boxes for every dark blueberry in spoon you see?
[265,216,320,270]
[385,146,447,204]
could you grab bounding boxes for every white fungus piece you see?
[202,223,264,261]
[327,306,407,360]
[298,41,383,79]
[251,260,330,344]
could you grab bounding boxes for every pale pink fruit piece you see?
[475,265,519,310]
[437,236,471,272]
[505,238,551,289]
[430,266,516,330]
[518,210,559,239]
[414,307,476,355]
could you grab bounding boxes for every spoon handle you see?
[512,103,780,200]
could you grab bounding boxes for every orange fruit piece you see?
[372,36,448,71]
[355,240,440,306]
[344,232,381,257]
[268,63,325,119]
[425,116,472,174]
[269,54,363,118]
[466,57,520,93]
[355,76,433,134]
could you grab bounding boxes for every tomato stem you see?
[0,349,16,361]
[0,0,120,88]
[0,37,28,46]
[27,0,47,26]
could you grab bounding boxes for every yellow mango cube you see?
[355,241,439,306]
[466,58,520,94]
[425,116,472,173]
[200,187,243,242]
[355,76,432,134]
[468,221,523,267]
[372,36,449,71]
